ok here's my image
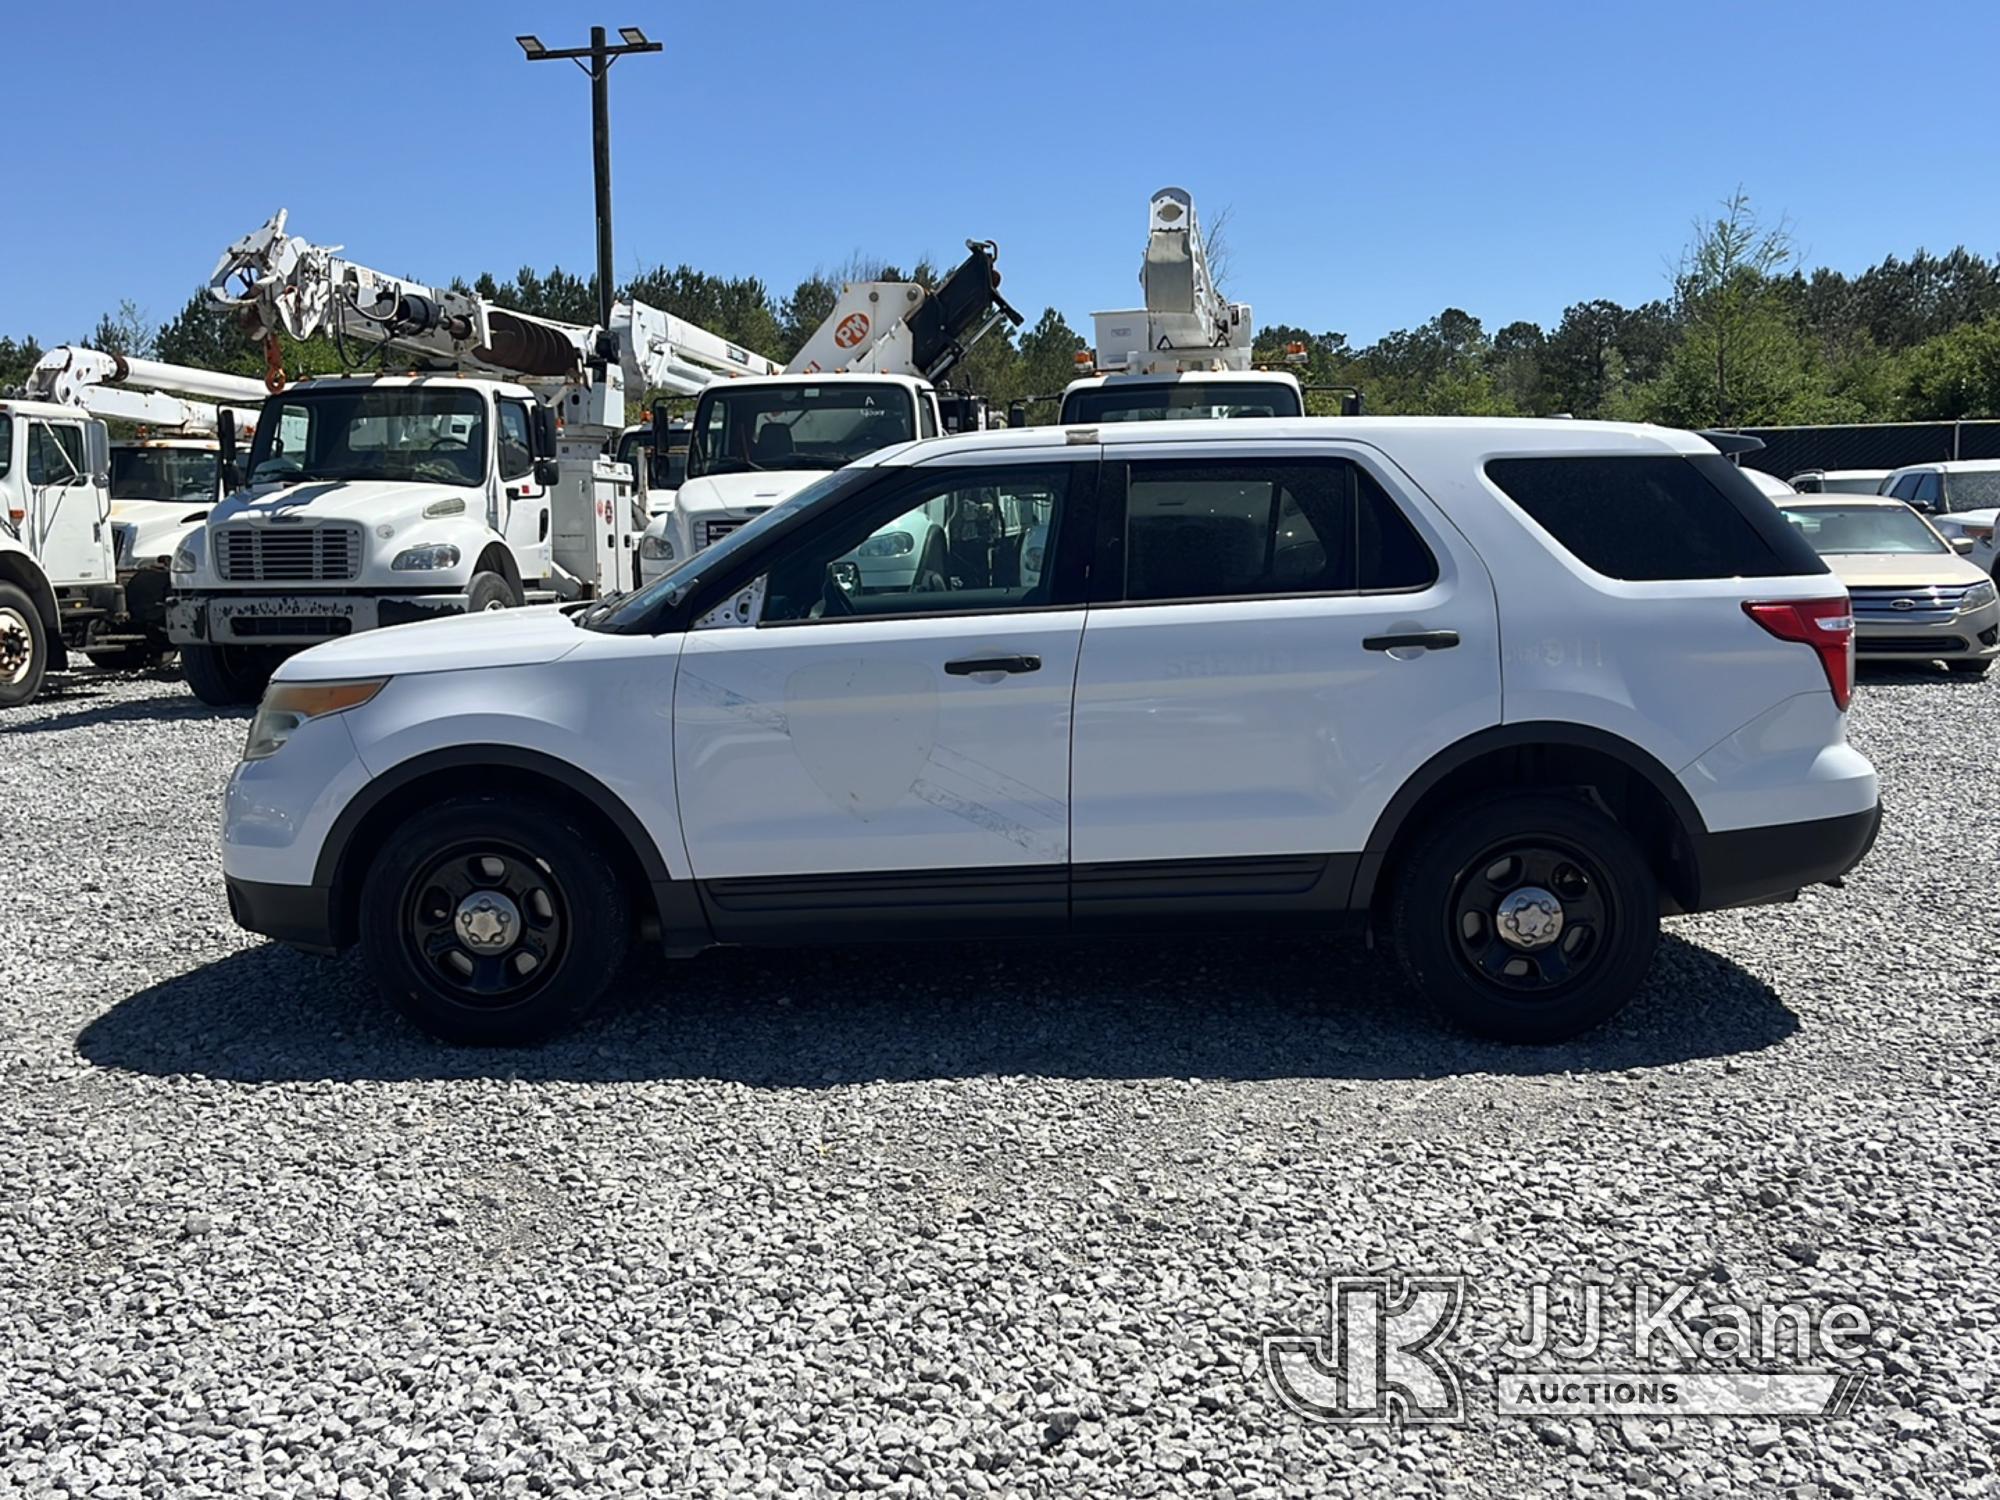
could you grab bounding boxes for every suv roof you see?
[866,415,1718,468]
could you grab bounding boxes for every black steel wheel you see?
[360,795,628,1044]
[1391,793,1659,1043]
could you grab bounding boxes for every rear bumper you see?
[1690,801,1882,911]
[226,875,339,955]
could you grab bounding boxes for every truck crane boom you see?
[786,240,1022,383]
[1092,186,1254,375]
[207,209,780,404]
[25,346,268,435]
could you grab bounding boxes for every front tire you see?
[467,570,517,613]
[0,584,48,708]
[358,795,629,1045]
[180,642,279,706]
[1390,793,1659,1043]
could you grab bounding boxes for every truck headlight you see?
[243,679,387,761]
[858,530,914,558]
[391,543,462,572]
[171,533,203,576]
[1964,579,1997,610]
[640,532,675,562]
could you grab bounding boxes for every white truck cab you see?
[1056,369,1307,425]
[639,374,942,584]
[166,372,605,705]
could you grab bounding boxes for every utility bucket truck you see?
[638,241,1022,583]
[167,210,785,705]
[1013,188,1353,428]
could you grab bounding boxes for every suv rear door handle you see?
[945,654,1041,676]
[1362,630,1460,653]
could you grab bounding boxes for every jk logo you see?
[1262,1275,1467,1424]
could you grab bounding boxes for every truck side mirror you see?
[534,457,561,487]
[1008,402,1027,429]
[533,404,560,459]
[1341,392,1364,417]
[218,410,243,491]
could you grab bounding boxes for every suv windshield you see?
[1781,504,1948,556]
[687,383,913,478]
[248,388,487,487]
[111,447,217,502]
[1947,470,2000,510]
[585,467,876,633]
[1061,381,1305,423]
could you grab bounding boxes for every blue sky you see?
[6,0,1998,352]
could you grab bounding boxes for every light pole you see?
[516,26,663,331]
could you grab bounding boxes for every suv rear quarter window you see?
[1484,454,1827,582]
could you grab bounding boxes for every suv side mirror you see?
[218,410,243,491]
[1951,535,1976,555]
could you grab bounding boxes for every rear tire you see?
[1390,793,1659,1043]
[1947,659,1991,677]
[180,643,279,706]
[467,570,517,613]
[358,794,629,1045]
[0,584,48,708]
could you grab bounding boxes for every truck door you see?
[494,397,548,578]
[26,418,106,585]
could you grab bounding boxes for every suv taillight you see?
[1744,597,1854,711]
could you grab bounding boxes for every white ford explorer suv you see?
[221,418,1880,1045]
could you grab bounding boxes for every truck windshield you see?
[1061,381,1305,423]
[1780,505,1949,556]
[247,388,487,487]
[111,447,218,502]
[687,383,913,478]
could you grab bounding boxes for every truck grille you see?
[1849,583,1983,626]
[217,522,363,582]
[698,517,748,550]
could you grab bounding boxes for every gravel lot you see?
[0,662,1995,1498]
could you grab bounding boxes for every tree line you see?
[7,193,2000,427]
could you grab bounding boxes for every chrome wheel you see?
[0,605,35,687]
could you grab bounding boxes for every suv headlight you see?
[1963,579,1998,610]
[171,532,203,576]
[391,543,461,572]
[243,679,387,761]
[640,532,674,562]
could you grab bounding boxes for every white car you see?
[1878,461,2000,579]
[221,417,1880,1046]
[1790,468,1891,495]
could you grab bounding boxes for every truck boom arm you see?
[785,240,1022,383]
[1094,187,1255,374]
[26,347,269,435]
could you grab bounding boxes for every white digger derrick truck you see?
[1012,187,1357,428]
[166,209,788,705]
[0,349,275,703]
[638,243,1023,583]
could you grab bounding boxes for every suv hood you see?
[209,479,477,528]
[1819,551,1989,587]
[676,469,827,515]
[274,604,585,681]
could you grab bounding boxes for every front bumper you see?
[169,590,473,645]
[1853,605,2000,661]
[226,875,340,955]
[1690,801,1882,911]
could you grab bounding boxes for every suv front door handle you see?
[945,654,1042,676]
[1362,630,1460,653]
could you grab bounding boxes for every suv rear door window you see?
[1120,458,1436,602]
[1484,455,1826,581]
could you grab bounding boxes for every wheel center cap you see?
[454,891,521,952]
[1496,886,1564,951]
